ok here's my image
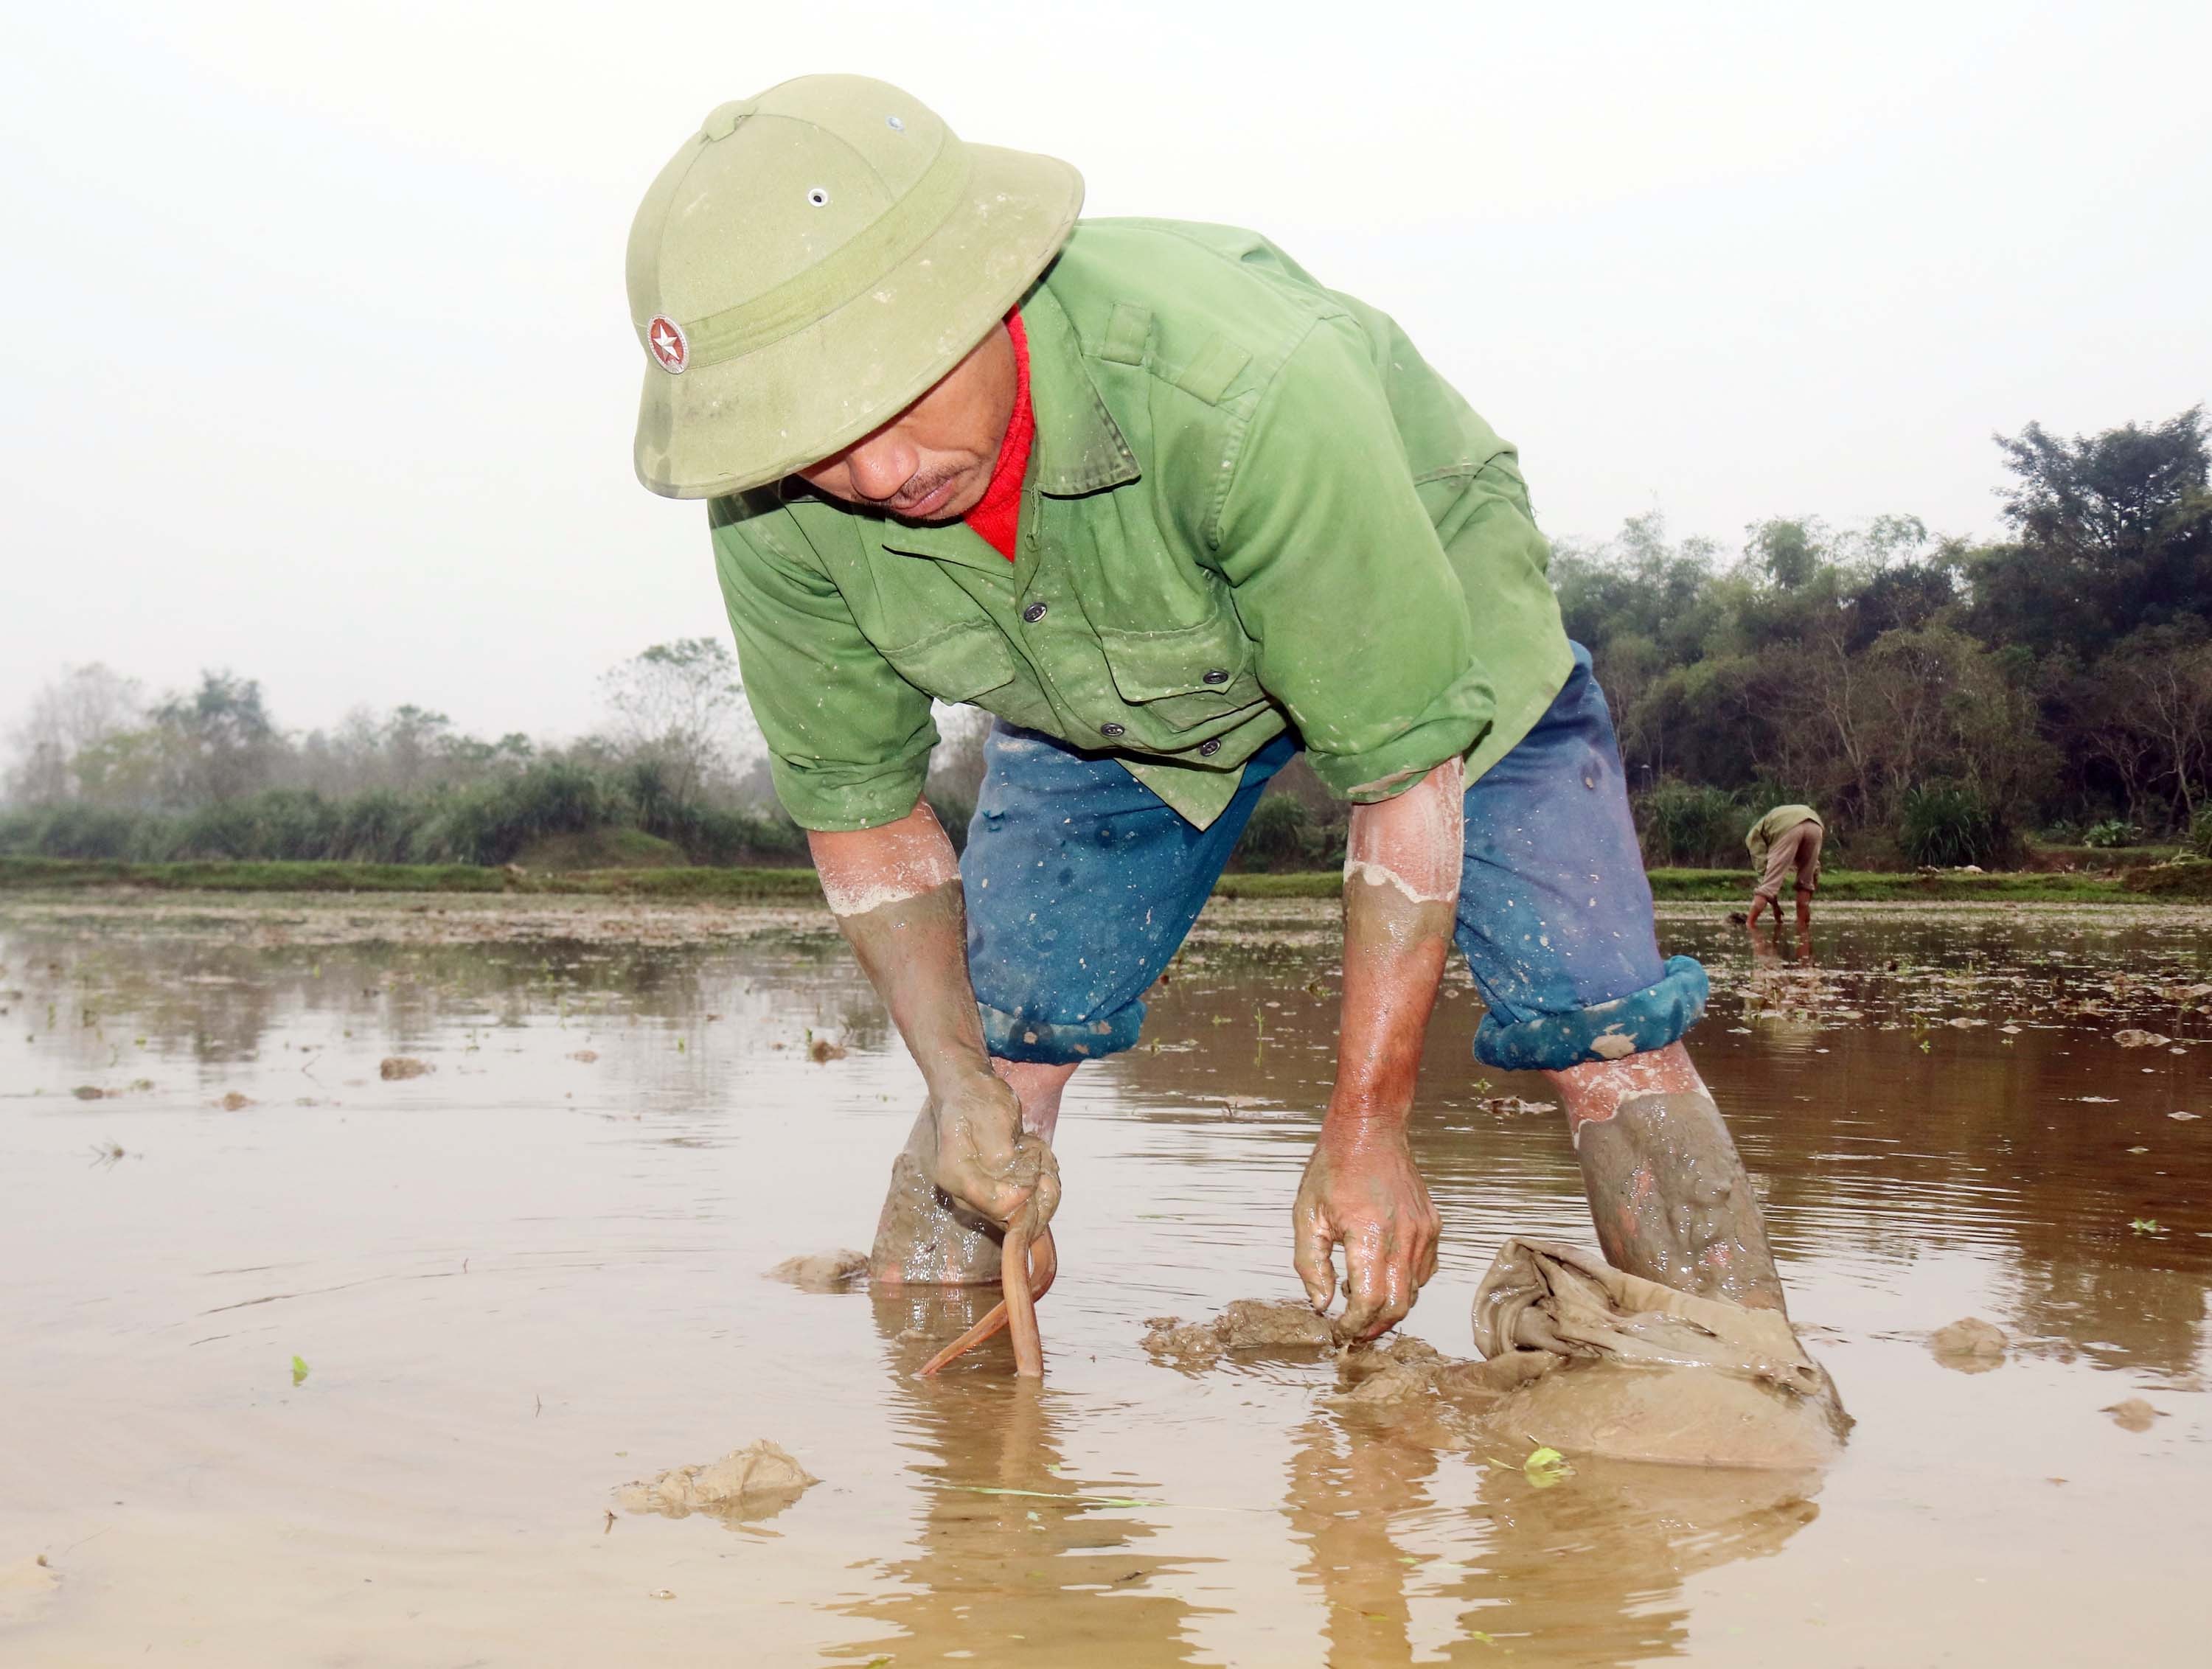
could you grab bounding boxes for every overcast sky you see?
[4,1,2207,743]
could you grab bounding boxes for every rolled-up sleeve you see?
[709,507,936,832]
[1209,321,1495,802]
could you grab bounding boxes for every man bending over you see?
[626,77,1795,1344]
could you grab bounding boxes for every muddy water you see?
[2,893,2208,1667]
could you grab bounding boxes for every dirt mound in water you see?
[0,1556,60,1624]
[616,1441,818,1522]
[1142,1299,1334,1365]
[1930,1316,2008,1371]
[765,1250,868,1292]
[1148,1242,1849,1471]
[2104,1398,2165,1432]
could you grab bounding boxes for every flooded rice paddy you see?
[3,891,2209,1667]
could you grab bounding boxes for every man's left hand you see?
[1292,1118,1441,1342]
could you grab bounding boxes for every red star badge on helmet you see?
[647,315,689,374]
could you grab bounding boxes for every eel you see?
[917,1224,1057,1377]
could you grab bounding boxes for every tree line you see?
[0,641,816,868]
[1562,406,2212,868]
[6,408,2208,874]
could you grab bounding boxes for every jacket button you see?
[1021,601,1047,624]
[1198,737,1222,756]
[1100,722,1126,737]
[1202,668,1228,684]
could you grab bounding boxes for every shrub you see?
[2191,805,2212,860]
[2082,818,2140,849]
[171,790,344,860]
[408,763,612,865]
[332,790,418,863]
[0,804,150,860]
[665,802,808,866]
[1,761,813,871]
[1632,780,1748,868]
[1232,794,1313,871]
[1899,782,2013,868]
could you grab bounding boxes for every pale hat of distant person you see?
[626,74,1083,499]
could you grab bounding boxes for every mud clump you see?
[1469,1238,1846,1469]
[616,1440,818,1522]
[807,1036,847,1063]
[567,1049,599,1063]
[2103,1398,2165,1432]
[1142,1299,1334,1365]
[0,1555,60,1624]
[1930,1316,2009,1372]
[1329,1336,1465,1407]
[765,1250,869,1292]
[380,1056,433,1080]
[2112,1029,2172,1048]
[218,1091,254,1110]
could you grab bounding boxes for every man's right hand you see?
[931,1070,1060,1236]
[813,803,1060,1236]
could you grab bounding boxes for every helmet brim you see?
[633,143,1082,500]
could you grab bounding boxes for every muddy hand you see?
[1293,1120,1441,1344]
[930,1073,1061,1237]
[923,1076,1059,1377]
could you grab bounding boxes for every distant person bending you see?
[1745,804,1824,932]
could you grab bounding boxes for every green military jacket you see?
[709,219,1573,832]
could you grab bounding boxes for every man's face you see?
[794,323,1017,521]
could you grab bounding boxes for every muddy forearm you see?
[1330,761,1463,1125]
[813,804,1053,1233]
[810,804,995,1104]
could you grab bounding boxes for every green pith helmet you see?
[627,75,1083,500]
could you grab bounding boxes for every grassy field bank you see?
[4,854,2207,905]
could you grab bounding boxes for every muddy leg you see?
[869,1061,1078,1286]
[869,1101,1005,1286]
[1547,1042,1788,1314]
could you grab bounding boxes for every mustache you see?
[886,466,967,517]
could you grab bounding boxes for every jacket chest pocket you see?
[879,621,1019,705]
[1096,601,1265,732]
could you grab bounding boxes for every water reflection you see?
[2,896,2208,1667]
[841,1288,1207,1666]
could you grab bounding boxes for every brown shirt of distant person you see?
[1745,804,1824,930]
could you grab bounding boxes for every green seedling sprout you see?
[1523,1445,1573,1487]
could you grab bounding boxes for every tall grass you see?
[1899,782,2014,868]
[1632,781,1751,868]
[0,764,808,869]
[1232,795,1317,871]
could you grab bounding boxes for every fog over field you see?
[4,1,2208,743]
